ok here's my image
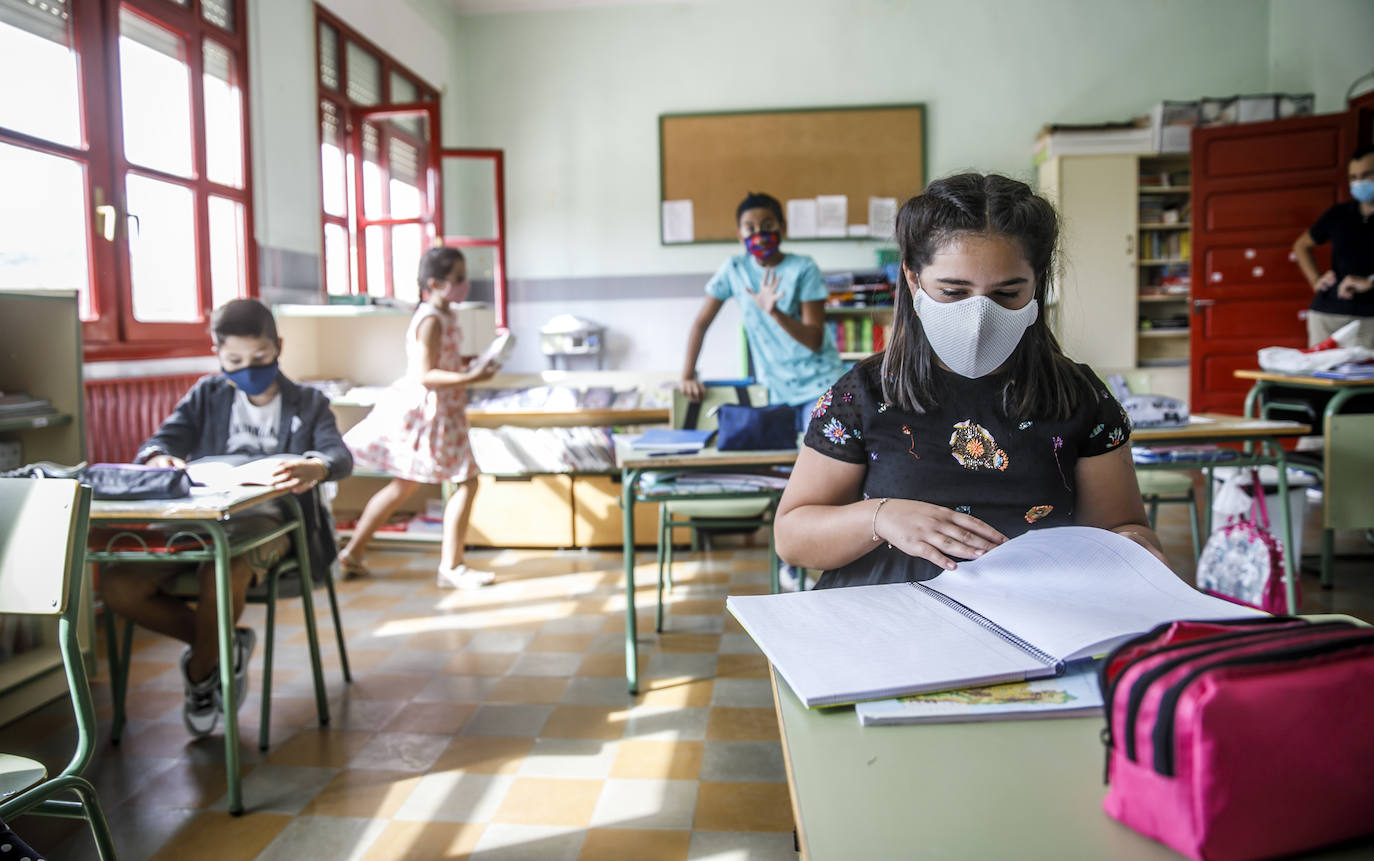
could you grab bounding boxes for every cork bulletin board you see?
[659,104,926,244]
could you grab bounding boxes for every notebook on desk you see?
[628,428,716,452]
[728,526,1261,708]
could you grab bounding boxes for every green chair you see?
[0,479,117,860]
[99,519,349,752]
[652,386,787,631]
[1137,470,1201,559]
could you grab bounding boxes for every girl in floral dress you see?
[340,247,501,588]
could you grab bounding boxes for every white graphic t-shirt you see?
[226,389,281,456]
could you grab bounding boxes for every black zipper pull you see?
[1101,725,1113,785]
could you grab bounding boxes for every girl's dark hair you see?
[211,298,278,346]
[877,172,1094,420]
[736,191,785,226]
[417,246,466,295]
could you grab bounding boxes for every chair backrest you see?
[671,384,770,431]
[0,478,88,617]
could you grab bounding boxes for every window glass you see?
[318,20,338,90]
[323,222,350,295]
[388,135,421,220]
[320,99,346,216]
[201,0,233,31]
[126,174,198,322]
[363,225,386,297]
[203,38,243,188]
[208,195,245,309]
[119,9,193,178]
[0,0,81,146]
[390,72,416,104]
[345,41,380,105]
[391,223,422,304]
[0,141,92,316]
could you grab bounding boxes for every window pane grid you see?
[345,40,380,105]
[201,0,233,31]
[203,37,243,188]
[0,0,81,146]
[318,20,338,90]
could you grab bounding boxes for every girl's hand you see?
[466,359,501,383]
[1113,525,1170,565]
[874,499,1007,571]
[270,458,328,494]
[752,268,781,315]
[146,454,186,469]
[680,378,706,402]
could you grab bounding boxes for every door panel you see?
[1189,112,1352,412]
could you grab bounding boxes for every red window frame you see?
[315,5,438,299]
[0,0,257,360]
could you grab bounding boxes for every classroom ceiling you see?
[449,0,685,14]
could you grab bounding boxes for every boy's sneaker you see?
[437,564,495,590]
[180,650,219,738]
[230,627,256,711]
[777,564,803,593]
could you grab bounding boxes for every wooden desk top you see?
[89,485,287,521]
[1131,413,1309,442]
[1234,369,1374,388]
[615,438,800,470]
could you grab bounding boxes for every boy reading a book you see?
[774,173,1164,588]
[99,299,352,737]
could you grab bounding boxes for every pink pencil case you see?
[1100,617,1374,861]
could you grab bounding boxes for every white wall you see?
[1268,0,1374,114]
[454,0,1277,281]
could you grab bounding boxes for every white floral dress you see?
[345,304,476,483]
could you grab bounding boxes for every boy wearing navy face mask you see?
[680,192,845,430]
[100,298,352,738]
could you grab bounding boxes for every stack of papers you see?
[629,429,714,453]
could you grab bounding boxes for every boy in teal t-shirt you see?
[680,192,845,428]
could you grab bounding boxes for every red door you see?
[1189,113,1352,412]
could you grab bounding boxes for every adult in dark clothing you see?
[1292,145,1374,348]
[774,173,1163,589]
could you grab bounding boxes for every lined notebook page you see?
[922,526,1261,662]
[726,582,1045,708]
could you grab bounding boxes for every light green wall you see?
[455,0,1276,280]
[1268,0,1374,114]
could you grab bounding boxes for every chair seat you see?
[0,753,47,802]
[1137,470,1195,497]
[664,498,774,519]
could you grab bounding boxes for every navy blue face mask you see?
[222,361,279,396]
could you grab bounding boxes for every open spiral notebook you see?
[727,526,1261,708]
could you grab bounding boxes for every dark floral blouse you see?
[802,359,1131,588]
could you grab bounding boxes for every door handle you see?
[1192,299,1216,314]
[1126,233,1134,257]
[95,205,117,241]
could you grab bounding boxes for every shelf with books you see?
[1139,222,1192,231]
[1138,328,1190,338]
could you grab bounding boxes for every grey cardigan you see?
[135,373,353,574]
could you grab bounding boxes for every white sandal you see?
[437,563,495,589]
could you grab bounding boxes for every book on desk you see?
[728,526,1260,708]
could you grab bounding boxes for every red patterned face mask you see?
[744,231,781,260]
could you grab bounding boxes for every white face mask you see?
[913,287,1038,378]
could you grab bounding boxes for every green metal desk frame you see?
[86,492,334,816]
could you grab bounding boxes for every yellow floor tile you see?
[491,777,603,826]
[578,828,691,861]
[575,653,646,678]
[446,652,518,676]
[541,705,630,740]
[122,689,183,720]
[636,678,714,708]
[382,702,478,734]
[693,781,794,832]
[526,633,597,653]
[264,728,375,768]
[706,707,780,742]
[123,758,232,811]
[609,740,703,780]
[343,593,406,612]
[714,654,770,678]
[299,768,422,818]
[344,672,433,701]
[431,735,534,774]
[148,810,292,861]
[361,820,486,860]
[663,599,726,616]
[485,675,570,704]
[402,629,472,651]
[655,633,721,653]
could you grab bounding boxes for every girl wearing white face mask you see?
[774,173,1165,588]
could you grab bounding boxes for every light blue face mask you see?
[1352,179,1374,204]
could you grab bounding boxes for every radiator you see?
[83,374,203,464]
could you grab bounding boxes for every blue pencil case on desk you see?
[82,463,191,500]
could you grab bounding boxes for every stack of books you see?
[828,318,886,355]
[0,392,58,422]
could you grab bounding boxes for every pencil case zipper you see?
[1149,630,1374,777]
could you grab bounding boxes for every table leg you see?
[202,520,242,816]
[285,495,330,727]
[622,468,642,695]
[1269,442,1298,614]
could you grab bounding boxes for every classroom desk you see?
[1236,370,1374,587]
[770,640,1372,861]
[87,486,329,816]
[617,441,798,694]
[1131,413,1310,612]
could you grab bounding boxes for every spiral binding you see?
[912,582,1062,671]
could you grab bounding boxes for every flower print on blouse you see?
[801,359,1131,589]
